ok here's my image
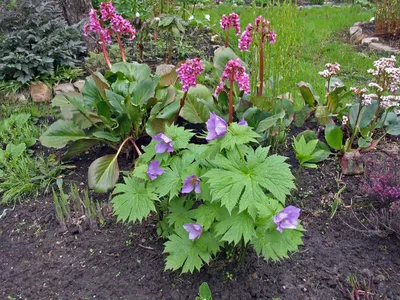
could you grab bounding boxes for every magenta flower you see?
[99,2,116,21]
[147,160,165,180]
[110,14,136,40]
[215,59,250,96]
[273,206,301,233]
[183,223,203,240]
[220,13,241,35]
[238,23,254,52]
[153,133,174,153]
[176,58,204,92]
[267,30,276,44]
[238,118,248,126]
[182,175,201,194]
[206,113,228,141]
[83,9,112,44]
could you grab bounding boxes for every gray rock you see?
[54,83,76,95]
[211,34,222,44]
[351,32,366,44]
[369,42,400,54]
[30,81,52,102]
[349,26,362,36]
[361,37,379,45]
[16,93,28,103]
[73,80,85,93]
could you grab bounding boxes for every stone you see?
[349,26,362,36]
[369,42,400,54]
[351,33,366,44]
[53,82,76,95]
[73,80,85,93]
[16,93,28,103]
[30,81,52,102]
[361,37,379,45]
[155,64,175,76]
[370,17,375,24]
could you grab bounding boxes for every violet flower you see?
[147,160,164,180]
[206,113,228,141]
[182,175,201,194]
[215,59,250,96]
[153,133,174,153]
[273,206,300,233]
[176,58,204,92]
[183,223,203,240]
[238,118,248,126]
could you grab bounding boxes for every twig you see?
[139,244,155,250]
[0,204,15,220]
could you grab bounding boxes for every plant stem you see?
[99,36,111,70]
[225,29,229,48]
[168,33,174,64]
[228,72,234,124]
[258,41,264,97]
[117,34,127,62]
[295,165,302,186]
[174,91,188,124]
[238,239,248,265]
[346,101,363,152]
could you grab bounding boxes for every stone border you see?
[349,19,400,54]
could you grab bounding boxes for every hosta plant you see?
[112,118,304,273]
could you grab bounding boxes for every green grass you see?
[199,4,377,96]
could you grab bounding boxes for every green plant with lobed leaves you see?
[112,122,304,273]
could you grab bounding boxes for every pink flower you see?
[99,2,116,21]
[238,23,254,52]
[110,14,136,40]
[267,30,276,44]
[215,59,250,95]
[220,13,241,35]
[176,58,204,92]
[318,62,341,79]
[83,9,112,44]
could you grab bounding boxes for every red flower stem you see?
[258,39,264,97]
[228,72,234,124]
[174,91,188,124]
[99,35,111,70]
[225,29,229,48]
[117,33,126,62]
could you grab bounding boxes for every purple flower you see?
[182,175,201,194]
[183,223,203,240]
[238,118,248,126]
[153,133,173,153]
[206,113,228,141]
[147,160,164,180]
[176,58,204,92]
[273,206,300,233]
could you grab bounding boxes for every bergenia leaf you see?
[112,176,158,224]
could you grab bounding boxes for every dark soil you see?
[1,129,400,299]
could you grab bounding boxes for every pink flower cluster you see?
[83,2,136,43]
[220,13,241,35]
[238,15,276,52]
[215,59,250,96]
[176,58,204,92]
[318,62,341,79]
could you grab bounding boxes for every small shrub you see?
[375,0,400,37]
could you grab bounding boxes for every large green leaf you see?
[297,81,319,107]
[256,111,285,133]
[88,154,120,193]
[325,124,343,150]
[213,47,239,77]
[297,130,330,163]
[131,78,157,105]
[112,176,158,223]
[106,89,125,114]
[40,120,88,149]
[62,139,100,161]
[180,84,213,123]
[349,100,378,129]
[111,62,151,82]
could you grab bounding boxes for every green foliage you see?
[112,123,303,273]
[293,134,329,169]
[196,282,213,300]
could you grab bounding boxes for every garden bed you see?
[1,130,399,299]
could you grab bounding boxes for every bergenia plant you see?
[112,120,303,273]
[215,58,250,123]
[84,2,136,68]
[238,15,276,97]
[220,13,241,48]
[175,58,204,123]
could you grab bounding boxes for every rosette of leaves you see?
[40,61,180,193]
[297,77,351,125]
[293,130,330,169]
[112,123,304,273]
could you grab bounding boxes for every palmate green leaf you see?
[215,209,256,245]
[218,123,260,151]
[187,203,225,231]
[203,146,295,218]
[166,198,194,229]
[164,229,218,273]
[164,124,194,150]
[112,176,158,224]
